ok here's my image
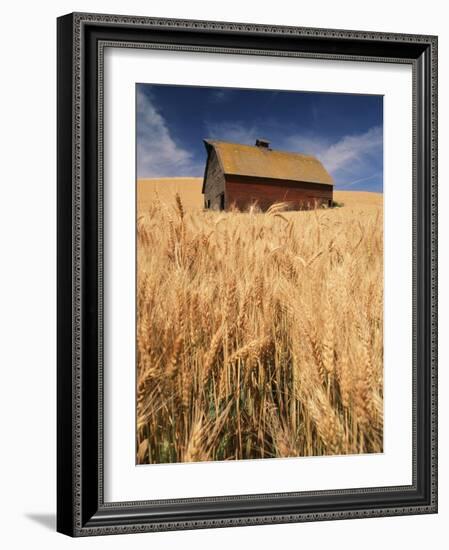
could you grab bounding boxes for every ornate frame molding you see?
[57,12,438,537]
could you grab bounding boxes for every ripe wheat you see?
[136,193,383,463]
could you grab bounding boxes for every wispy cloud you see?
[205,121,260,145]
[316,126,382,175]
[282,135,328,158]
[339,172,383,188]
[279,126,383,186]
[286,126,382,169]
[209,89,232,103]
[136,90,202,178]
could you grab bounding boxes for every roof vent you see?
[255,138,270,149]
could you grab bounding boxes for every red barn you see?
[202,139,333,211]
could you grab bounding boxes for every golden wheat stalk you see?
[136,191,383,463]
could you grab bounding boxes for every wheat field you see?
[136,181,383,464]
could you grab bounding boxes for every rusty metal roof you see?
[204,140,333,186]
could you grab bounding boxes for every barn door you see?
[219,192,225,211]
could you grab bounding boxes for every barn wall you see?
[203,149,226,209]
[225,176,333,211]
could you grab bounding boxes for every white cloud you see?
[284,126,383,182]
[319,126,383,173]
[136,90,202,177]
[204,121,260,146]
[282,135,328,158]
[209,89,231,103]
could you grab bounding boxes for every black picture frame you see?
[57,12,438,537]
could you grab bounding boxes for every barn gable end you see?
[202,144,226,210]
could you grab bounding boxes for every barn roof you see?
[203,139,334,186]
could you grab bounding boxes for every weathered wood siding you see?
[225,175,333,211]
[203,149,226,209]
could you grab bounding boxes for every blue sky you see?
[136,84,383,192]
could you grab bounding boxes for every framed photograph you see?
[57,12,438,536]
